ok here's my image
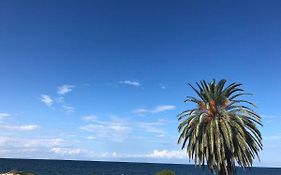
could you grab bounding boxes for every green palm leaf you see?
[177,79,263,175]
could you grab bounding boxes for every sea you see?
[0,158,280,175]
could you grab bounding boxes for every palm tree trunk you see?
[218,170,226,175]
[218,166,227,175]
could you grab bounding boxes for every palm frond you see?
[177,79,263,175]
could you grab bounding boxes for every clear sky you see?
[1,0,281,167]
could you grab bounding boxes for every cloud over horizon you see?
[145,149,187,159]
[50,147,81,155]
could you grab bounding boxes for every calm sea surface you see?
[0,158,280,175]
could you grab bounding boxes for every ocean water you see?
[0,158,280,175]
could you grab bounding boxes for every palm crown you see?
[177,79,262,175]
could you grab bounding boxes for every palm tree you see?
[177,79,262,175]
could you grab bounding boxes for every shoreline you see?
[0,157,280,169]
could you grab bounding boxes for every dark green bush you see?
[155,169,176,175]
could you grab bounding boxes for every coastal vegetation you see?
[0,170,35,175]
[155,169,176,175]
[177,79,263,175]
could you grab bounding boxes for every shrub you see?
[155,169,176,175]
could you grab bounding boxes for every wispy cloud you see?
[0,136,64,157]
[0,113,10,120]
[0,113,40,132]
[82,115,97,122]
[57,85,74,95]
[84,149,187,160]
[119,80,141,87]
[81,123,131,142]
[100,152,118,158]
[63,105,75,114]
[81,123,129,132]
[80,117,131,142]
[153,105,176,113]
[40,94,53,106]
[133,105,176,115]
[85,136,95,140]
[0,124,39,131]
[40,85,76,112]
[23,138,63,148]
[50,147,81,155]
[137,119,167,136]
[145,149,187,159]
[81,115,172,142]
[0,137,62,147]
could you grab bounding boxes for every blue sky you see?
[1,0,281,167]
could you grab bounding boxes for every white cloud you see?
[100,152,118,158]
[0,113,10,121]
[0,137,9,145]
[23,138,62,148]
[81,124,103,131]
[80,117,131,142]
[145,149,187,159]
[0,113,10,118]
[63,105,75,114]
[40,94,53,106]
[57,85,74,95]
[41,85,76,112]
[85,136,95,140]
[0,136,73,159]
[133,105,176,115]
[0,136,62,148]
[50,147,81,155]
[137,120,166,135]
[153,105,176,113]
[81,115,173,143]
[133,108,150,114]
[81,123,130,138]
[0,124,39,131]
[83,149,187,160]
[119,80,141,87]
[82,115,97,122]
